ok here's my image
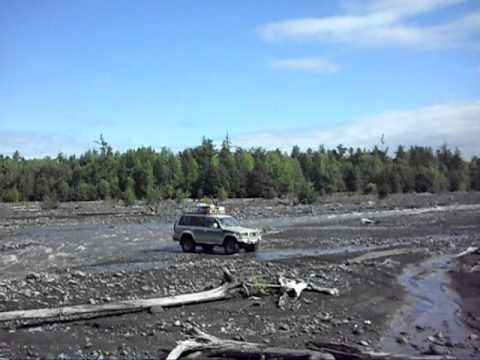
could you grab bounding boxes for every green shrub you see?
[122,188,136,207]
[41,194,59,209]
[146,187,162,205]
[97,179,111,200]
[363,182,377,195]
[175,189,189,204]
[200,196,212,205]
[377,183,389,199]
[296,181,317,204]
[2,188,20,202]
[216,187,228,202]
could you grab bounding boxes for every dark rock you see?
[426,344,446,356]
[73,270,87,278]
[415,324,426,331]
[26,272,40,282]
[352,326,364,335]
[149,306,164,314]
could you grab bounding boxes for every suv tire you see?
[180,235,196,253]
[245,243,258,252]
[223,237,239,255]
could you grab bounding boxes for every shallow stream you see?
[381,256,469,356]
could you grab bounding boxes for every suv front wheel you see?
[180,235,196,253]
[223,237,239,255]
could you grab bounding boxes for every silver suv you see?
[173,211,261,254]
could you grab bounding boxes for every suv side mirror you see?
[212,222,219,229]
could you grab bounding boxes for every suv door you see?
[175,215,191,239]
[203,217,223,245]
[189,216,206,243]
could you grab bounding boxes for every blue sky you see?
[1,0,479,158]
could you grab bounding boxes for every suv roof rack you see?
[184,203,225,215]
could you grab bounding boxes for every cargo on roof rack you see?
[184,203,226,215]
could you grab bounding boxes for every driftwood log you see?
[245,276,339,297]
[0,269,239,324]
[167,327,334,360]
[167,331,457,360]
[308,342,458,360]
[455,246,479,258]
[274,275,339,309]
[0,269,338,325]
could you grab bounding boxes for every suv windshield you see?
[219,216,240,227]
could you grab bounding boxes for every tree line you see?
[1,136,479,204]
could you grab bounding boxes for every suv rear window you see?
[179,215,205,227]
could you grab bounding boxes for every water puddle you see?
[82,244,394,275]
[381,256,468,355]
[256,244,392,261]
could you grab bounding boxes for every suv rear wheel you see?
[180,235,196,253]
[223,237,239,255]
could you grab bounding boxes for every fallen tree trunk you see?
[307,283,339,297]
[0,270,338,325]
[276,275,339,309]
[167,331,459,360]
[167,327,334,360]
[455,246,479,258]
[0,269,239,324]
[245,276,339,298]
[308,342,458,360]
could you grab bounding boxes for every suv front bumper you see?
[238,235,261,245]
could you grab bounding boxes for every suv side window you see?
[179,216,191,226]
[204,217,218,228]
[190,216,205,227]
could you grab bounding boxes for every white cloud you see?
[342,0,465,17]
[261,13,394,42]
[259,0,479,49]
[272,57,340,73]
[230,100,480,158]
[0,130,93,159]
